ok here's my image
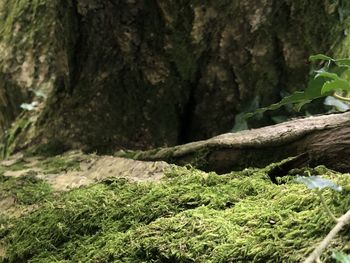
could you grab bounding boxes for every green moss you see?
[0,0,58,52]
[39,155,81,174]
[2,166,350,262]
[115,149,149,160]
[1,162,27,174]
[0,0,77,155]
[0,174,51,205]
[0,116,32,159]
[0,214,11,238]
[0,151,81,178]
[185,148,212,169]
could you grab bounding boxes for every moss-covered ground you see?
[0,159,349,263]
[0,174,51,206]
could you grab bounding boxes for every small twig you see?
[316,190,337,223]
[303,209,350,263]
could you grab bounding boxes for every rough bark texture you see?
[128,111,350,174]
[1,0,350,154]
[0,0,73,126]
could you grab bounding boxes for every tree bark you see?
[1,0,350,154]
[0,0,76,137]
[127,111,350,174]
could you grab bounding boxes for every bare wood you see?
[128,112,350,173]
[303,209,350,263]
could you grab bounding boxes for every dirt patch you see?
[44,156,169,191]
[0,151,169,205]
[0,151,170,251]
[4,168,41,178]
[1,151,169,190]
[0,153,24,167]
[0,197,15,210]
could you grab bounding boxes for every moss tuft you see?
[1,166,350,262]
[0,174,51,206]
[39,155,81,174]
[0,116,32,159]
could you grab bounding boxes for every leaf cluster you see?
[246,54,350,118]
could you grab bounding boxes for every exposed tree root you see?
[124,112,350,174]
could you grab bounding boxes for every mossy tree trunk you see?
[1,0,350,155]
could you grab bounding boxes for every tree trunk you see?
[126,111,350,174]
[0,0,76,139]
[1,0,350,155]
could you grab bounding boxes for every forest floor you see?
[0,151,349,262]
[0,151,169,260]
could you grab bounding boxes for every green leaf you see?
[321,79,350,94]
[309,54,334,62]
[293,100,311,112]
[245,55,350,119]
[244,92,307,118]
[332,251,350,263]
[245,77,326,118]
[315,70,340,80]
[335,58,350,68]
[306,76,327,97]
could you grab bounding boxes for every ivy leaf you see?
[321,79,350,94]
[315,70,340,80]
[335,59,350,68]
[293,100,311,112]
[309,54,334,62]
[245,54,350,119]
[306,75,328,97]
[245,77,326,118]
[332,251,350,263]
[244,92,305,119]
[295,176,342,192]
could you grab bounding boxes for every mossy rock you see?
[1,164,349,262]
